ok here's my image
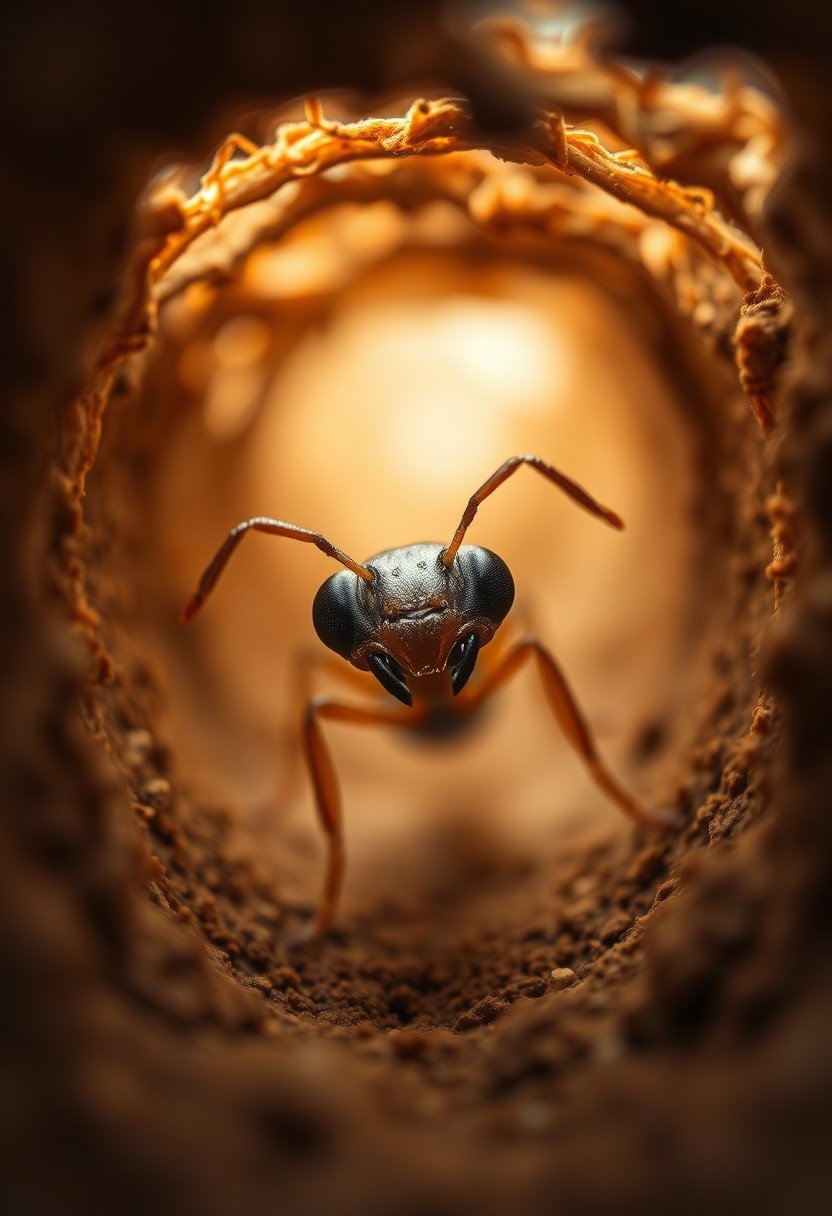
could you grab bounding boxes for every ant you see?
[182,455,682,941]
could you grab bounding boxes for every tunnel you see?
[3,3,832,1212]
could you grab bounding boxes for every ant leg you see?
[295,696,422,943]
[277,650,374,812]
[293,647,372,702]
[475,596,538,679]
[442,455,623,567]
[459,638,683,830]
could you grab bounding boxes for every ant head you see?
[312,543,514,705]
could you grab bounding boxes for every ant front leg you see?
[295,695,420,944]
[460,637,683,831]
[270,651,373,820]
[293,648,373,704]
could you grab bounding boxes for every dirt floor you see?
[3,4,832,1214]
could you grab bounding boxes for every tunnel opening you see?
[58,30,790,1076]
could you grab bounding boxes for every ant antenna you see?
[181,517,372,624]
[442,455,624,567]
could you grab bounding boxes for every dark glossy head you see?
[312,543,514,705]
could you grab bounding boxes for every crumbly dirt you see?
[4,5,832,1215]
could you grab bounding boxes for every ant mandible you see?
[181,455,682,942]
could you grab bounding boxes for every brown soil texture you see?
[4,4,832,1214]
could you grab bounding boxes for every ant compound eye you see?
[312,571,372,659]
[368,653,412,707]
[449,632,480,696]
[454,547,515,627]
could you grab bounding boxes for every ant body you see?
[182,455,681,941]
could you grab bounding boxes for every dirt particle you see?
[139,777,171,811]
[626,844,667,885]
[453,995,507,1033]
[599,911,632,944]
[124,728,154,768]
[515,977,549,999]
[653,879,678,904]
[388,984,419,1022]
[270,966,301,991]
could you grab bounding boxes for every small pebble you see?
[139,777,171,811]
[549,967,576,990]
[124,728,154,768]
